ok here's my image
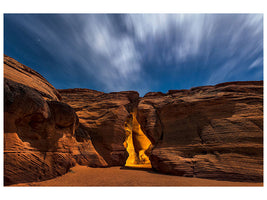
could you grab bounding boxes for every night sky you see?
[4,14,263,96]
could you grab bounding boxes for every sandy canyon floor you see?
[11,165,263,187]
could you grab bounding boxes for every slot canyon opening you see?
[124,112,152,168]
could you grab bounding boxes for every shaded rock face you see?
[138,81,263,182]
[59,81,263,182]
[4,78,77,185]
[58,89,140,166]
[4,56,107,186]
[4,55,263,184]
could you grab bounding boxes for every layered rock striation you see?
[4,55,107,186]
[4,55,263,184]
[138,82,263,182]
[59,83,263,182]
[58,88,140,166]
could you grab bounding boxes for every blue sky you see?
[4,14,263,96]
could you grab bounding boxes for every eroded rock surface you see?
[4,55,61,101]
[137,81,263,182]
[58,89,140,166]
[59,81,263,182]
[4,55,263,184]
[124,112,152,168]
[4,56,107,186]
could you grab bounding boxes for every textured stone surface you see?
[124,112,152,168]
[4,55,61,101]
[137,81,263,182]
[4,55,263,184]
[4,56,107,186]
[59,81,263,182]
[59,88,140,166]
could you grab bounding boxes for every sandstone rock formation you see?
[124,112,152,168]
[4,55,61,101]
[59,82,263,182]
[138,81,263,182]
[4,55,107,186]
[4,55,263,184]
[58,88,141,166]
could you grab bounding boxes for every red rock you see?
[4,55,61,101]
[4,55,263,184]
[138,81,263,182]
[59,80,263,182]
[58,89,140,166]
[4,56,107,185]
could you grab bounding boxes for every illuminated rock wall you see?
[124,112,152,168]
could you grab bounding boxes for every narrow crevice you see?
[124,112,152,168]
[191,160,197,177]
[197,126,204,144]
[150,103,164,143]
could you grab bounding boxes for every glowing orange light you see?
[124,112,152,168]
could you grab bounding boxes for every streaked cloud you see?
[4,14,263,96]
[249,57,263,69]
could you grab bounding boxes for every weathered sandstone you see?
[4,55,263,184]
[138,81,263,182]
[4,55,107,185]
[4,55,61,101]
[58,88,140,166]
[59,82,263,182]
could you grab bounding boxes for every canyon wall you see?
[59,81,263,182]
[4,55,263,184]
[4,55,107,185]
[138,82,263,182]
[58,88,140,166]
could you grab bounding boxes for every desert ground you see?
[11,165,262,187]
